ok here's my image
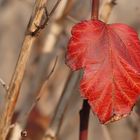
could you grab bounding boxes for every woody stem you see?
[92,0,99,19]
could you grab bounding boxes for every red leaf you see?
[66,20,140,123]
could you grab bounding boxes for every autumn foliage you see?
[66,19,140,123]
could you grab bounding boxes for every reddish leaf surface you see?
[66,20,140,123]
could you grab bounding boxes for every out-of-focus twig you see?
[43,0,74,53]
[0,78,8,91]
[10,123,22,140]
[127,117,140,140]
[42,72,80,140]
[58,0,74,21]
[100,0,117,22]
[26,56,58,118]
[66,15,79,24]
[10,57,58,140]
[101,125,112,140]
[0,0,63,139]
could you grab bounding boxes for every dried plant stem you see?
[58,0,74,21]
[100,0,116,22]
[0,0,47,138]
[79,100,90,140]
[10,57,58,140]
[21,0,73,132]
[0,0,63,139]
[49,0,63,17]
[0,78,8,91]
[101,125,112,140]
[0,31,35,140]
[26,56,58,118]
[11,1,74,139]
[42,72,80,140]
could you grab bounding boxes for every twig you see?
[31,0,63,36]
[79,100,90,140]
[58,0,74,21]
[0,0,63,139]
[25,56,58,118]
[100,0,117,22]
[10,123,22,140]
[49,0,63,17]
[127,117,140,140]
[101,125,112,140]
[0,78,8,91]
[42,72,80,140]
[9,55,58,140]
[66,15,79,24]
[11,1,74,138]
[45,56,58,82]
[92,0,100,19]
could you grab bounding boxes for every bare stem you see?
[0,0,63,139]
[25,56,58,118]
[42,72,80,140]
[0,78,8,91]
[100,0,117,22]
[31,0,63,36]
[79,100,90,140]
[92,0,100,20]
[49,0,63,17]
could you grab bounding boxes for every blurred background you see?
[0,0,140,140]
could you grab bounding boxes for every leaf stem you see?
[91,0,99,20]
[79,100,90,140]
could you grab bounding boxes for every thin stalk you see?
[42,72,80,140]
[49,0,63,17]
[91,0,100,20]
[100,0,117,22]
[79,100,90,140]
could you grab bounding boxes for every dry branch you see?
[101,125,112,140]
[100,0,116,22]
[0,0,63,139]
[0,78,8,91]
[10,1,73,139]
[42,71,80,140]
[26,56,58,118]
